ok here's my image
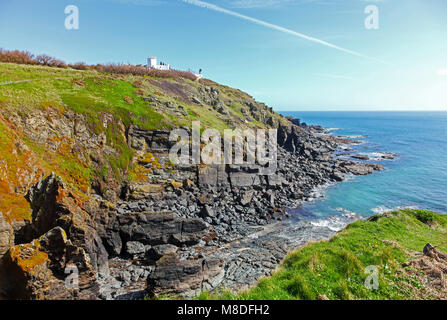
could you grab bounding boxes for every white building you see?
[147,57,170,71]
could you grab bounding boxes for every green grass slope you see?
[200,209,447,300]
[0,62,283,132]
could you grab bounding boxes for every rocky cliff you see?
[0,61,383,299]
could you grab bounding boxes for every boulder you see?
[229,172,260,187]
[337,161,384,176]
[125,241,146,255]
[148,254,224,297]
[200,205,216,218]
[331,172,345,182]
[1,227,99,300]
[198,166,218,187]
[103,211,209,248]
[0,212,13,258]
[130,184,164,200]
[25,173,109,277]
[239,190,254,206]
[147,244,178,261]
[352,154,370,161]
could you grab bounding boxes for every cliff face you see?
[0,62,382,299]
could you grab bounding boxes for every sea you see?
[279,111,447,230]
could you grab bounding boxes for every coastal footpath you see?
[0,59,384,299]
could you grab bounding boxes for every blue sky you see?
[1,0,447,110]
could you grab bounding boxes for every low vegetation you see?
[0,48,197,80]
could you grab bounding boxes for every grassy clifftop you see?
[0,60,285,224]
[200,209,447,300]
[0,62,282,132]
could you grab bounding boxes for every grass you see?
[199,209,447,300]
[0,62,281,132]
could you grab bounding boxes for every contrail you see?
[181,0,387,64]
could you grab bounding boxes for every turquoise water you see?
[280,111,447,220]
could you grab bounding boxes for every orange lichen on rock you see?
[0,193,31,223]
[169,180,183,190]
[8,240,49,273]
[123,96,134,104]
[50,135,74,155]
[0,116,44,222]
[138,152,162,169]
[129,164,152,183]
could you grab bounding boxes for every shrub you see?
[68,62,91,71]
[36,55,67,68]
[0,48,197,80]
[411,210,436,224]
[0,49,67,68]
[96,63,197,81]
[0,49,37,65]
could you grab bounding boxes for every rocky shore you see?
[0,63,388,300]
[100,119,384,299]
[0,112,385,300]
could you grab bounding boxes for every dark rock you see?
[0,212,13,258]
[102,211,209,247]
[125,241,145,255]
[148,254,224,297]
[352,154,370,160]
[147,244,178,261]
[424,243,435,255]
[192,97,202,105]
[240,190,255,206]
[331,172,345,182]
[229,172,260,187]
[200,205,216,218]
[24,173,109,277]
[2,227,100,300]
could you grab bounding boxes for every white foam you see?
[305,182,335,202]
[371,205,418,215]
[343,135,366,139]
[371,205,391,214]
[310,209,362,232]
[367,152,398,161]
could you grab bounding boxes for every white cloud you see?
[437,69,447,76]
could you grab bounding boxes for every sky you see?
[1,0,447,111]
